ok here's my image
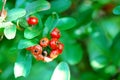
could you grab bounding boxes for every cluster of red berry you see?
[26,17,64,62]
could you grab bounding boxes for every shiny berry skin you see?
[31,45,42,55]
[49,38,60,49]
[40,38,49,47]
[27,17,38,25]
[58,43,64,54]
[30,45,44,60]
[49,49,59,59]
[35,54,44,60]
[51,28,61,39]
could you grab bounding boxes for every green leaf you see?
[6,8,26,21]
[51,62,70,80]
[111,32,120,66]
[4,24,16,39]
[18,39,38,49]
[57,17,77,30]
[43,12,59,37]
[24,26,42,39]
[0,22,13,28]
[87,30,109,70]
[60,32,83,65]
[25,0,50,15]
[19,18,29,28]
[113,6,120,15]
[14,50,32,78]
[42,0,71,14]
[26,62,57,80]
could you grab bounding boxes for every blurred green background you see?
[1,0,120,80]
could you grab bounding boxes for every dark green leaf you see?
[14,50,32,78]
[51,62,70,80]
[26,0,50,15]
[6,8,26,21]
[18,39,38,49]
[111,32,120,66]
[60,32,83,65]
[57,17,77,30]
[4,24,16,39]
[113,6,120,15]
[43,12,59,37]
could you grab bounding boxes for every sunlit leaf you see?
[14,50,32,78]
[6,8,26,21]
[26,0,50,15]
[51,62,70,80]
[4,23,16,39]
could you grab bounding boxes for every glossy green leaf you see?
[60,32,83,65]
[19,18,29,28]
[113,6,120,15]
[51,62,70,80]
[24,26,42,39]
[14,50,32,78]
[87,30,109,70]
[26,0,50,15]
[57,17,77,30]
[99,17,120,41]
[18,39,38,49]
[4,24,16,39]
[43,12,59,37]
[42,0,71,14]
[6,8,26,21]
[26,62,57,80]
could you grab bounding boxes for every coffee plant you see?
[0,0,120,80]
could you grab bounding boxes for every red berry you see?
[31,45,42,55]
[49,49,59,59]
[30,45,44,60]
[49,38,60,49]
[58,43,64,54]
[27,17,38,25]
[51,28,61,39]
[40,37,49,47]
[35,54,44,60]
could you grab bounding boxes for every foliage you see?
[0,0,120,80]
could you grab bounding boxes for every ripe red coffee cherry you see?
[27,17,38,25]
[31,45,42,56]
[40,38,49,47]
[58,43,64,54]
[51,28,61,39]
[49,49,59,59]
[49,38,60,49]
